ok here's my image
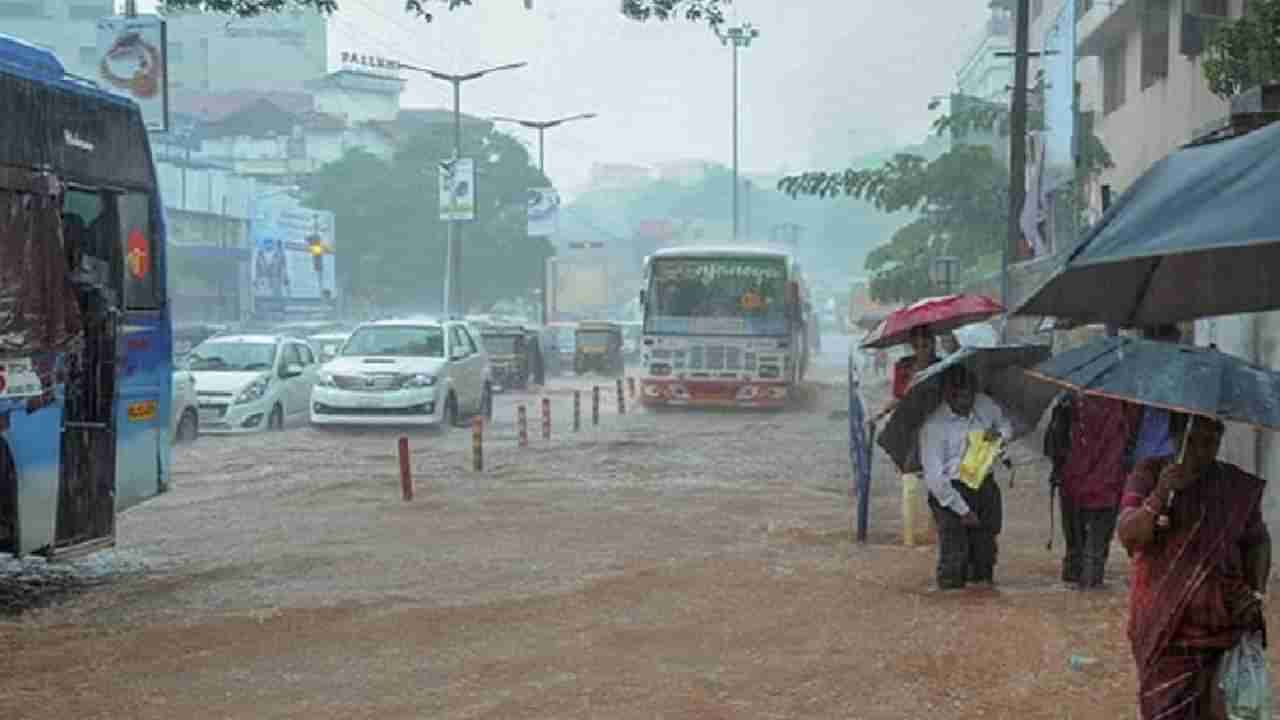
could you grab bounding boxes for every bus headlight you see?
[758,365,781,379]
[649,363,672,377]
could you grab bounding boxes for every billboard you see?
[250,194,336,303]
[527,187,560,237]
[96,15,169,131]
[439,157,475,221]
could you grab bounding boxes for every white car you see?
[171,368,199,444]
[311,319,492,428]
[188,335,319,434]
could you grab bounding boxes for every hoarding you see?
[250,194,336,303]
[439,158,475,221]
[96,15,169,131]
[527,187,560,237]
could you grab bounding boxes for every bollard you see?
[541,397,551,441]
[517,404,529,448]
[573,390,582,432]
[616,378,626,415]
[471,416,483,472]
[627,376,636,399]
[398,436,413,501]
[592,386,601,426]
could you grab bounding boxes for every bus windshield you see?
[645,258,788,336]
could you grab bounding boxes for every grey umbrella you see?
[1015,122,1280,327]
[1023,336,1280,431]
[877,344,1057,473]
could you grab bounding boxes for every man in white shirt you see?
[919,365,1014,590]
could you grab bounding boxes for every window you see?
[118,193,160,310]
[1142,0,1171,89]
[449,327,473,358]
[1104,43,1128,114]
[1180,0,1230,55]
[460,327,478,355]
[0,2,41,17]
[67,2,109,19]
[297,344,315,365]
[281,343,303,370]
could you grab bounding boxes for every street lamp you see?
[491,113,598,174]
[714,21,760,242]
[400,60,528,317]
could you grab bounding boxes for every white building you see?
[956,8,1014,103]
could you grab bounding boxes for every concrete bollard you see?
[541,397,551,441]
[616,378,626,415]
[398,436,413,501]
[517,404,528,448]
[592,386,601,427]
[471,416,483,472]
[627,376,636,399]
[573,390,581,432]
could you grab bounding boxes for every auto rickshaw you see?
[574,321,624,376]
[482,324,545,391]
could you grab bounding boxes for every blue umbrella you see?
[1024,336,1280,431]
[848,354,873,542]
[1016,122,1280,326]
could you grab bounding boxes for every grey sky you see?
[324,1,992,193]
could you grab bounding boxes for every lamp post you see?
[714,22,759,242]
[400,61,527,317]
[491,113,597,174]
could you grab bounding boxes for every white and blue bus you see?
[0,34,171,557]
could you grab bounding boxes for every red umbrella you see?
[860,294,1004,350]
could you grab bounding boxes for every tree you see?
[778,91,1112,304]
[1203,0,1280,99]
[302,125,553,313]
[159,0,728,24]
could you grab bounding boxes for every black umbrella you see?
[1015,122,1280,327]
[878,344,1056,472]
[1023,336,1280,431]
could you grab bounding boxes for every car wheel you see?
[268,404,285,431]
[175,409,199,444]
[440,394,456,430]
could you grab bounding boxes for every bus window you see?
[118,192,158,310]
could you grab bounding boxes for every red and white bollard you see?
[592,386,601,427]
[627,376,636,399]
[541,397,551,441]
[398,436,413,501]
[573,390,582,432]
[517,404,529,448]
[616,378,626,415]
[471,416,484,472]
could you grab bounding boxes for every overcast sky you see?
[321,1,992,194]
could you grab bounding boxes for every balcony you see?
[1077,0,1140,57]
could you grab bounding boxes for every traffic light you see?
[307,234,326,273]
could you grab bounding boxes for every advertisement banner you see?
[96,15,169,131]
[527,187,560,237]
[250,194,336,303]
[439,158,475,221]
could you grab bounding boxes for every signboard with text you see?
[96,15,169,131]
[439,158,475,221]
[527,187,560,237]
[250,194,337,303]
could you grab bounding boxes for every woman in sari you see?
[1117,412,1271,719]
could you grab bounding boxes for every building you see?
[952,8,1014,161]
[0,2,326,92]
[1023,0,1280,533]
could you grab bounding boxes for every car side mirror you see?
[281,363,304,378]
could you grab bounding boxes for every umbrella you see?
[855,310,891,331]
[1023,336,1280,431]
[862,294,1004,350]
[848,355,874,542]
[1015,121,1280,327]
[877,344,1057,472]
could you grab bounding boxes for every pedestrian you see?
[919,365,1014,589]
[1117,412,1270,720]
[868,325,940,428]
[1054,392,1139,589]
[939,331,960,355]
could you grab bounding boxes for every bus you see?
[638,246,812,409]
[1,35,171,558]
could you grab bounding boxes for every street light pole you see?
[715,22,759,243]
[491,113,597,175]
[400,61,527,317]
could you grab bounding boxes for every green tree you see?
[303,125,553,313]
[159,0,728,24]
[1203,0,1280,99]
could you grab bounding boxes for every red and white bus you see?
[638,246,812,409]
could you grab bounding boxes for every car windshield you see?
[189,341,277,372]
[578,332,611,349]
[342,326,444,357]
[483,335,519,354]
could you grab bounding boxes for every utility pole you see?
[1003,0,1031,342]
[492,113,598,326]
[400,61,527,317]
[715,22,760,243]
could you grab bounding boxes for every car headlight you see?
[316,371,336,387]
[235,376,270,404]
[405,373,437,388]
